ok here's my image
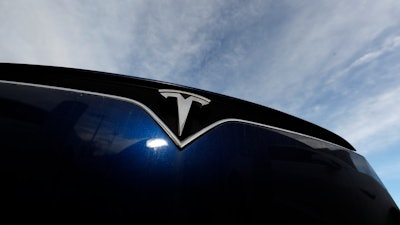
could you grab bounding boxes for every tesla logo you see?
[159,89,210,136]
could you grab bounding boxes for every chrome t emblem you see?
[159,89,210,136]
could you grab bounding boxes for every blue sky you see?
[1,0,399,207]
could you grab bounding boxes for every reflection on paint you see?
[146,138,168,149]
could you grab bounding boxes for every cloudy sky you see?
[1,0,399,206]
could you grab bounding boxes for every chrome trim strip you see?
[0,80,351,150]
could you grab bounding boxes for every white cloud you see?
[215,1,400,113]
[2,0,399,93]
[0,0,144,73]
[376,156,400,180]
[329,86,400,155]
[339,35,400,73]
[350,51,383,68]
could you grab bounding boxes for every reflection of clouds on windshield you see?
[72,94,168,156]
[73,108,142,156]
[74,109,152,156]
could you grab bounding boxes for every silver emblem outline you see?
[159,89,210,136]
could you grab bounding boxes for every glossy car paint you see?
[0,63,399,224]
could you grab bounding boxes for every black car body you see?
[0,63,399,224]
